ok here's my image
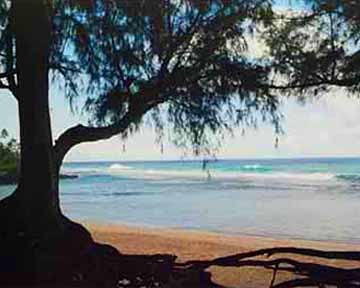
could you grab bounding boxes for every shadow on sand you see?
[1,235,360,287]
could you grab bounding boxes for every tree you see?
[0,0,280,284]
[242,2,360,286]
[0,129,19,175]
[264,0,360,96]
[0,128,8,139]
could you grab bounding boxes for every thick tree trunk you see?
[12,0,61,233]
[0,2,97,284]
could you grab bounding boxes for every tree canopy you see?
[264,0,360,97]
[0,0,282,163]
[1,1,360,286]
[0,1,358,161]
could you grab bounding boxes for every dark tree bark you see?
[0,0,159,235]
[8,0,61,233]
[0,2,88,284]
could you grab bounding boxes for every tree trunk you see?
[0,2,94,284]
[12,0,61,233]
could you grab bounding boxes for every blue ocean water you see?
[1,157,360,242]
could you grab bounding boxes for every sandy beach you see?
[85,222,360,287]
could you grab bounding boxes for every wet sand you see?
[85,222,360,287]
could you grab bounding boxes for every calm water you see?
[1,158,360,242]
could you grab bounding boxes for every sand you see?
[85,222,360,287]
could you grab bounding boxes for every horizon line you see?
[64,155,360,164]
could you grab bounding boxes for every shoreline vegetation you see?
[0,129,19,185]
[0,130,78,185]
[86,222,360,288]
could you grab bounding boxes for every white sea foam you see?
[105,165,336,183]
[108,164,133,171]
[62,163,133,176]
[236,172,334,181]
[63,161,342,184]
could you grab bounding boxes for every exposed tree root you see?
[0,195,215,287]
[185,247,360,267]
[182,247,360,287]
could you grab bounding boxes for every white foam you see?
[108,164,133,171]
[106,166,336,184]
[237,172,334,181]
[64,162,338,184]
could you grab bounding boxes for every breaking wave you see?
[108,164,133,171]
[62,162,360,184]
[336,174,360,183]
[241,164,271,172]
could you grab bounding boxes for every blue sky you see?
[2,0,360,162]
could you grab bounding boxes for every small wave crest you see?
[65,163,338,183]
[108,164,133,171]
[336,174,360,183]
[241,164,271,172]
[238,172,334,182]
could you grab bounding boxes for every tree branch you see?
[0,71,17,93]
[0,80,10,90]
[0,71,16,79]
[53,112,133,169]
[53,91,166,169]
[5,12,18,99]
[266,75,360,91]
[184,247,360,268]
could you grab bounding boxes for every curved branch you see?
[53,93,165,169]
[0,80,10,90]
[53,112,133,169]
[0,71,17,93]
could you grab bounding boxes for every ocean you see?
[1,157,360,242]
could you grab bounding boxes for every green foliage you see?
[1,0,281,155]
[53,0,280,153]
[0,1,358,156]
[0,128,8,139]
[264,0,360,98]
[0,129,19,175]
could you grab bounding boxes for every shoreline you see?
[84,221,360,252]
[82,219,360,246]
[84,221,360,287]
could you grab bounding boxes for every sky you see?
[2,86,360,162]
[1,0,360,162]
